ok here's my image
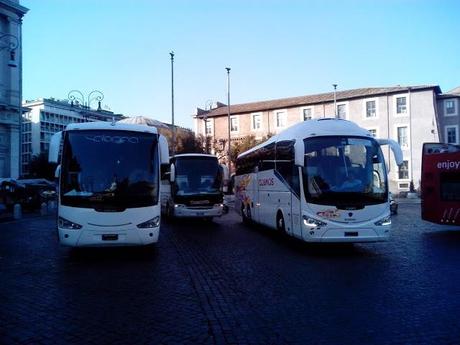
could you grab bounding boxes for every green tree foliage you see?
[227,133,274,167]
[27,152,57,180]
[175,131,206,154]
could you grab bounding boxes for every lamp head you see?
[8,50,17,68]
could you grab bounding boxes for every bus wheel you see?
[242,205,251,224]
[166,203,173,220]
[276,212,286,235]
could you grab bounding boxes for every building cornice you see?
[0,0,29,17]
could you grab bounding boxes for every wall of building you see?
[195,88,439,194]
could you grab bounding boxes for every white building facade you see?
[22,98,123,175]
[0,0,27,178]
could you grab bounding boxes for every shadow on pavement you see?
[423,228,460,244]
[64,245,159,263]
[165,216,222,233]
[242,221,377,258]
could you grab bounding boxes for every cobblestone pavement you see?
[1,204,460,345]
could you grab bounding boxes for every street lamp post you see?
[333,84,338,118]
[68,90,104,110]
[170,51,175,156]
[226,67,231,173]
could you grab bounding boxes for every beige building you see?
[0,0,27,178]
[194,85,444,193]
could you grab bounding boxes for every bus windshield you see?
[302,136,387,206]
[174,156,221,196]
[60,130,159,209]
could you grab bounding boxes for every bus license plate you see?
[196,212,204,216]
[345,231,358,237]
[102,234,118,241]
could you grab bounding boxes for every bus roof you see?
[65,121,159,134]
[238,118,372,159]
[172,153,218,159]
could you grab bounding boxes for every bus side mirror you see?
[220,164,229,193]
[220,164,229,180]
[169,164,175,183]
[376,138,403,167]
[159,135,170,165]
[160,163,170,180]
[49,131,62,163]
[54,165,61,179]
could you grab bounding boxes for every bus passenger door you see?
[257,169,272,226]
[290,166,302,238]
[252,171,260,223]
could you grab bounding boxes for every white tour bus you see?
[235,118,403,243]
[161,153,229,219]
[49,121,169,247]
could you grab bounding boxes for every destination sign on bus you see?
[85,135,140,144]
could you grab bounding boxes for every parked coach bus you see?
[235,118,403,243]
[421,142,460,225]
[48,121,169,247]
[161,154,228,219]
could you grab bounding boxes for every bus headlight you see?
[375,215,391,226]
[303,215,327,228]
[58,216,82,230]
[137,216,160,228]
[174,204,185,208]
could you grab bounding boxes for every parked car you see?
[389,192,398,215]
[18,179,56,210]
[0,178,27,211]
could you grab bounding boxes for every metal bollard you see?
[40,202,48,216]
[13,204,22,219]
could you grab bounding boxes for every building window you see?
[398,182,410,190]
[205,119,212,135]
[397,126,408,148]
[445,99,456,115]
[275,111,286,128]
[252,113,262,130]
[396,96,407,114]
[230,116,239,132]
[398,160,409,179]
[302,108,312,121]
[365,100,376,118]
[445,126,458,144]
[337,103,347,119]
[368,129,377,137]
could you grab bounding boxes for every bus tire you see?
[166,203,173,220]
[242,205,251,225]
[276,212,287,235]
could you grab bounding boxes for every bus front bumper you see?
[302,226,390,243]
[58,227,160,247]
[173,204,224,218]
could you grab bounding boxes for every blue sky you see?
[21,0,460,129]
